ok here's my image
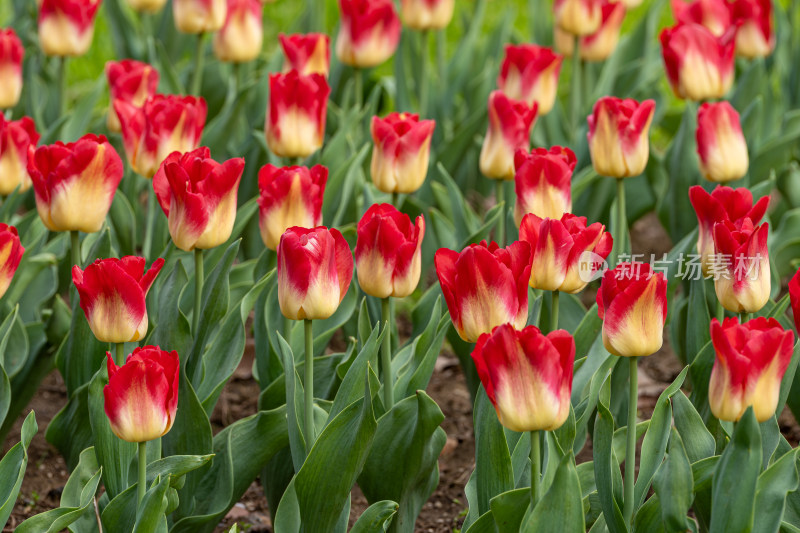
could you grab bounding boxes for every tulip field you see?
[3,0,800,531]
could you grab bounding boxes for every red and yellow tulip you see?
[587,96,655,178]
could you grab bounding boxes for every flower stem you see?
[137,440,147,506]
[623,356,638,525]
[70,230,80,266]
[143,185,155,258]
[391,192,399,207]
[58,56,68,118]
[495,180,505,247]
[381,297,394,410]
[551,290,560,332]
[190,33,207,95]
[436,30,445,85]
[354,68,363,110]
[739,312,749,323]
[304,318,315,453]
[419,30,430,116]
[716,298,724,322]
[193,248,204,333]
[530,430,540,508]
[115,343,125,365]
[570,36,581,142]
[614,177,627,262]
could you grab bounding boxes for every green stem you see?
[137,441,147,506]
[283,316,292,344]
[530,430,540,507]
[419,31,430,116]
[193,248,204,333]
[623,357,638,525]
[615,178,627,262]
[304,318,315,453]
[495,180,505,246]
[70,230,80,266]
[232,62,241,95]
[115,343,125,365]
[391,192,399,207]
[381,297,393,410]
[58,56,67,118]
[569,36,581,142]
[551,291,560,333]
[143,185,155,257]
[190,33,207,95]
[739,312,750,323]
[436,30,445,84]
[716,299,724,322]
[354,68,363,110]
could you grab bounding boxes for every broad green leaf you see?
[0,411,36,529]
[521,452,584,533]
[753,448,800,533]
[593,378,627,533]
[133,475,171,533]
[349,500,399,533]
[489,488,529,533]
[652,429,693,532]
[473,385,515,516]
[672,391,715,463]
[45,382,93,469]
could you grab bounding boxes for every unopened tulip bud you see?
[587,96,655,178]
[497,44,562,114]
[0,29,24,109]
[38,0,101,57]
[480,91,537,180]
[579,2,626,62]
[0,224,24,299]
[401,0,454,30]
[731,0,774,58]
[336,0,401,68]
[370,112,435,194]
[671,0,732,37]
[660,23,735,101]
[105,60,159,133]
[0,116,39,195]
[554,0,603,36]
[712,219,770,314]
[265,71,330,159]
[213,0,263,63]
[472,324,575,432]
[696,102,748,183]
[280,33,330,77]
[513,146,575,225]
[173,0,227,33]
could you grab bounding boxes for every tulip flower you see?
[709,317,793,422]
[513,147,575,226]
[126,0,168,13]
[213,0,263,63]
[0,116,40,195]
[660,23,735,101]
[105,60,160,133]
[72,256,165,343]
[671,0,732,37]
[597,262,667,358]
[587,97,655,179]
[115,94,207,178]
[153,147,244,252]
[0,224,24,299]
[712,219,770,314]
[279,33,330,77]
[472,324,574,432]
[0,29,23,109]
[336,0,402,68]
[265,71,330,159]
[688,185,768,276]
[173,0,227,33]
[497,44,562,114]
[104,346,179,443]
[480,91,537,180]
[520,213,612,294]
[356,204,425,299]
[435,240,531,343]
[38,0,101,57]
[257,164,328,251]
[554,0,603,36]
[277,226,354,321]
[28,134,124,233]
[401,0,455,31]
[789,268,800,334]
[370,112,435,194]
[695,102,749,184]
[730,0,774,58]
[577,2,626,62]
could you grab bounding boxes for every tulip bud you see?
[38,0,101,57]
[688,185,768,277]
[660,23,735,101]
[0,29,24,109]
[265,71,329,160]
[336,0,401,68]
[597,262,668,357]
[277,226,354,321]
[554,0,603,36]
[497,44,562,115]
[257,164,328,251]
[513,146,575,225]
[696,102,748,183]
[173,0,227,33]
[115,94,207,178]
[28,134,124,233]
[401,0,454,30]
[712,219,770,314]
[587,96,655,178]
[709,317,793,422]
[126,0,167,13]
[153,147,244,252]
[105,60,159,133]
[520,213,612,294]
[671,0,732,37]
[731,0,774,58]
[356,204,425,299]
[72,257,165,343]
[435,240,531,343]
[104,346,179,443]
[789,268,800,334]
[370,112,435,194]
[279,33,331,77]
[579,2,626,62]
[472,324,575,432]
[480,91,537,180]
[0,116,40,195]
[0,224,24,299]
[213,0,263,63]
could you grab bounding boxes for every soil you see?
[4,212,800,532]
